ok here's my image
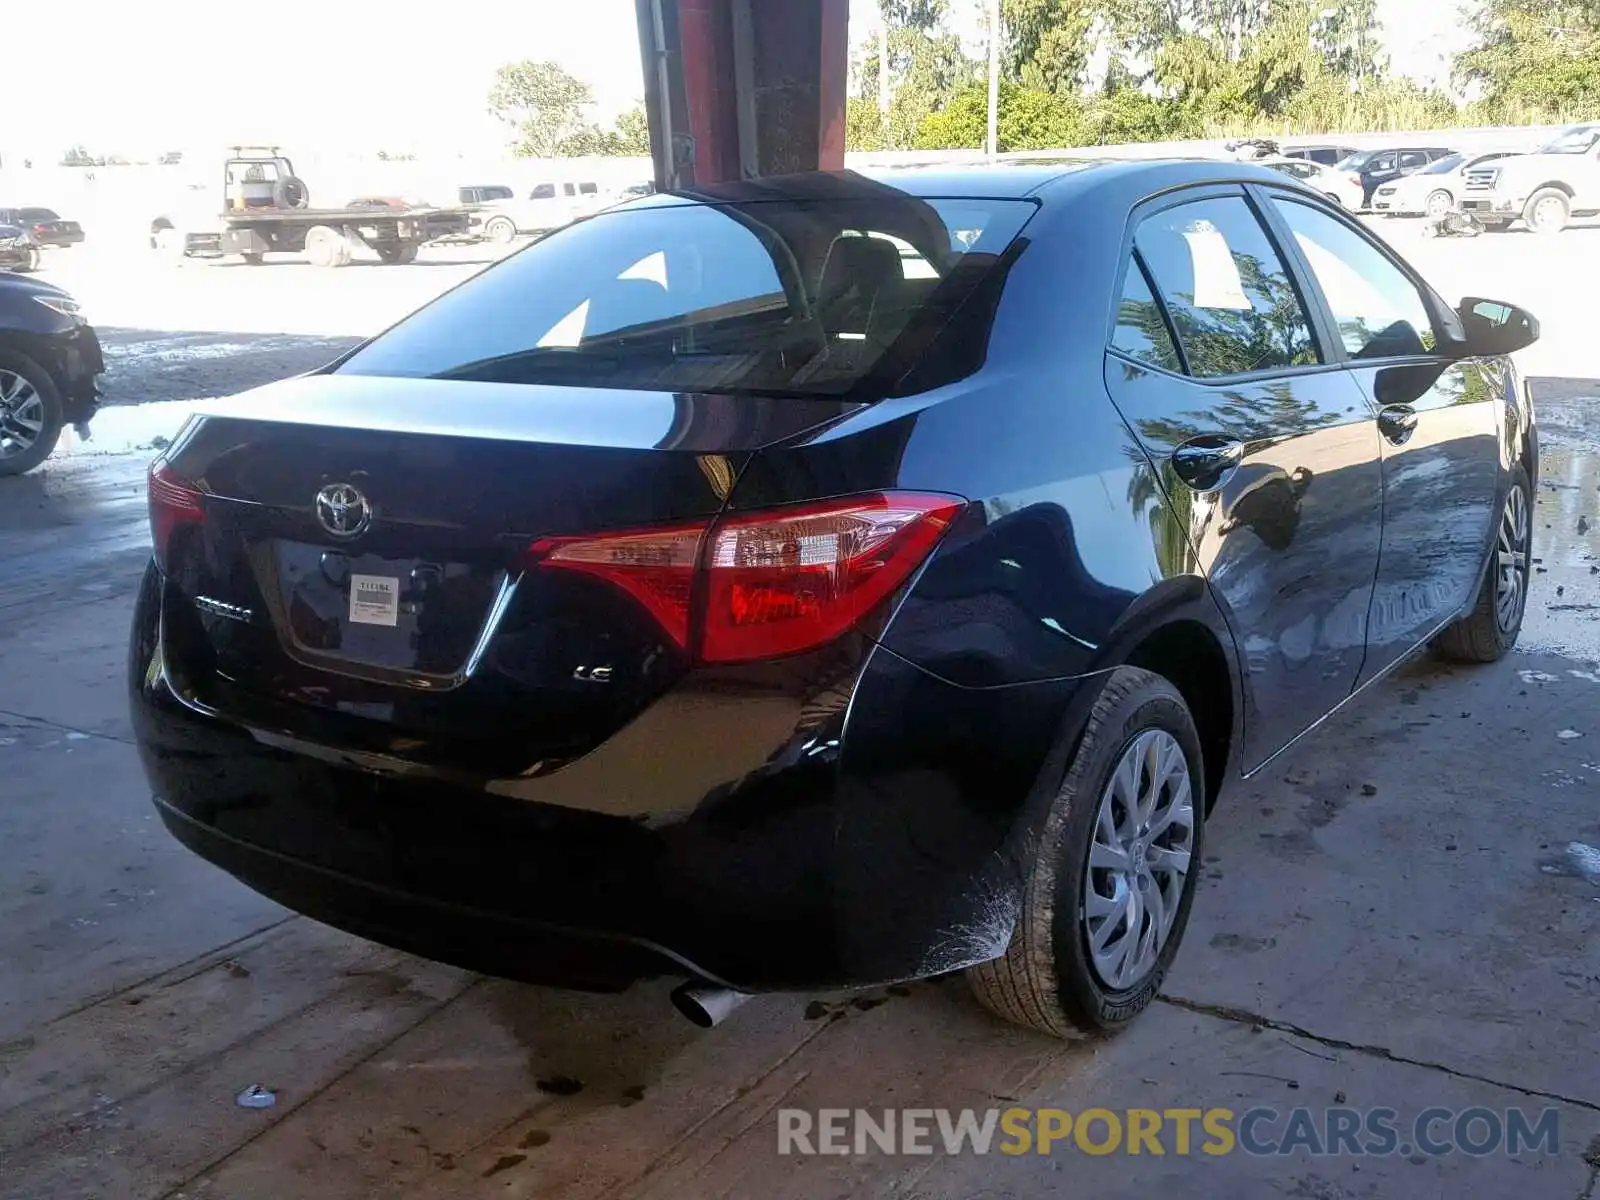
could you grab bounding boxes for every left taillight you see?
[525,491,965,664]
[147,459,204,571]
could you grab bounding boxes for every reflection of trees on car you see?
[1164,252,1319,377]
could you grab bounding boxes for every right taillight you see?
[147,459,204,570]
[700,493,964,663]
[524,491,965,664]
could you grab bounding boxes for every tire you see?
[0,348,66,476]
[376,243,419,264]
[1523,188,1570,234]
[1323,192,1344,209]
[484,216,517,244]
[273,176,311,209]
[240,251,265,266]
[303,225,350,268]
[15,247,40,273]
[967,667,1205,1038]
[1434,465,1531,663]
[1425,189,1453,219]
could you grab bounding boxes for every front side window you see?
[1271,199,1435,360]
[530,183,556,199]
[1134,195,1319,379]
[338,195,1036,398]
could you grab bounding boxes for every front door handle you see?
[1170,434,1245,492]
[1378,404,1418,444]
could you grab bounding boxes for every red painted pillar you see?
[637,0,849,186]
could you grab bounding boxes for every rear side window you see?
[1134,196,1319,378]
[1271,199,1436,359]
[579,182,598,195]
[1110,256,1182,373]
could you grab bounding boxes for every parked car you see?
[131,162,1539,1039]
[1282,144,1360,167]
[1458,123,1600,233]
[0,274,103,475]
[1259,157,1363,210]
[0,207,85,249]
[1335,147,1456,208]
[1371,151,1523,218]
[458,180,605,242]
[0,225,41,273]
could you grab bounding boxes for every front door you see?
[1265,196,1502,682]
[1104,189,1384,771]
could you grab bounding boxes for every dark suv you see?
[1336,147,1456,207]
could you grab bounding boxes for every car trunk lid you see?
[154,373,861,771]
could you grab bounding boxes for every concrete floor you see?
[3,238,1600,1197]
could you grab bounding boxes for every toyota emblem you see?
[314,482,372,539]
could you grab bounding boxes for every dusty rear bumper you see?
[130,563,1078,993]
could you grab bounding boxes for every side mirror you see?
[1453,296,1539,357]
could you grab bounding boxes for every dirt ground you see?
[1,220,1598,1199]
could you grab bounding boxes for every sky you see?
[3,1,1466,163]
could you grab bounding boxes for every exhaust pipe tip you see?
[671,982,752,1028]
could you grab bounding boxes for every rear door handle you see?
[1378,404,1418,444]
[1170,434,1244,492]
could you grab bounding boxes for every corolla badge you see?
[314,482,372,539]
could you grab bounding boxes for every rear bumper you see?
[37,230,84,247]
[130,563,1079,992]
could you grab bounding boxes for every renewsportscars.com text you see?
[777,1106,1560,1158]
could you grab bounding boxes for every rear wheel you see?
[304,225,351,268]
[967,667,1204,1038]
[485,216,517,244]
[1425,189,1453,219]
[240,251,265,266]
[1524,188,1570,234]
[1434,466,1531,662]
[0,349,65,476]
[376,243,419,264]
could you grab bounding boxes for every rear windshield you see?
[1423,154,1464,174]
[339,193,1037,398]
[18,208,59,222]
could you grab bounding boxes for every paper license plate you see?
[348,574,400,627]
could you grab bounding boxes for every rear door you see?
[1262,193,1502,683]
[1103,187,1384,770]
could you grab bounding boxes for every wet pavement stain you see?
[482,1153,526,1178]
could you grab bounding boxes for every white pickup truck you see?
[1458,122,1600,233]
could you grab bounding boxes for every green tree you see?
[1456,0,1600,120]
[916,82,1086,149]
[489,60,595,158]
[611,103,651,155]
[1002,0,1094,92]
[853,3,979,149]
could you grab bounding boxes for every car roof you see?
[664,159,1324,208]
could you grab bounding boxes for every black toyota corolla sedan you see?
[130,161,1538,1038]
